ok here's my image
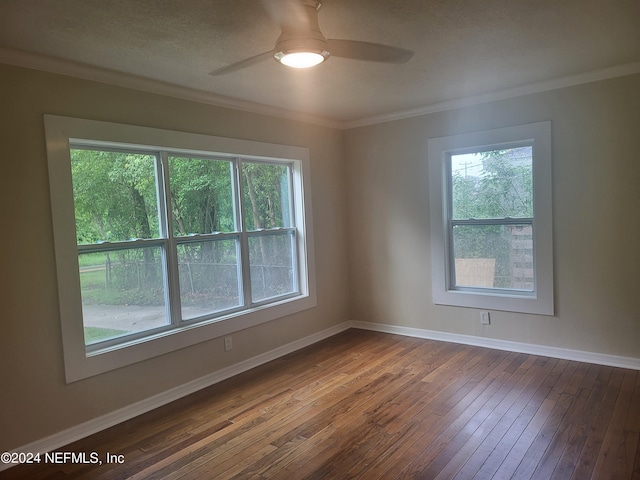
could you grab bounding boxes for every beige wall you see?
[2,62,639,452]
[0,64,349,450]
[345,73,640,359]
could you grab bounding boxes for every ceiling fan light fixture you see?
[274,49,328,68]
[209,0,414,76]
[272,1,329,70]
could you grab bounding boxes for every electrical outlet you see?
[224,336,233,351]
[480,311,491,325]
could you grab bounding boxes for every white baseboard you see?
[350,321,640,370]
[5,319,638,472]
[0,321,351,472]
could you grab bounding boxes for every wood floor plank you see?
[393,353,548,478]
[456,357,567,479]
[491,397,556,479]
[591,369,639,479]
[538,365,603,480]
[633,435,640,480]
[508,360,582,480]
[429,357,527,478]
[1,330,639,480]
[571,367,626,480]
[552,364,610,479]
[529,362,598,479]
[424,362,527,478]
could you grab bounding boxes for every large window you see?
[45,116,316,381]
[428,122,553,315]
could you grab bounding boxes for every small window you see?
[428,122,553,315]
[45,115,316,381]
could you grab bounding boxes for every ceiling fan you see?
[210,0,414,75]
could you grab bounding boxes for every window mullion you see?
[446,217,456,290]
[158,151,182,326]
[285,165,301,295]
[451,217,534,226]
[77,238,166,253]
[234,159,253,307]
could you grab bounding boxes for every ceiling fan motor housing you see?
[274,1,330,62]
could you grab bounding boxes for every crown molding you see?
[0,48,342,130]
[2,48,639,131]
[342,61,640,129]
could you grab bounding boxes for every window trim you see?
[428,121,553,315]
[45,115,317,382]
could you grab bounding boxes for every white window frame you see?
[428,121,553,315]
[45,115,317,382]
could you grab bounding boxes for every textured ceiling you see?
[1,0,639,125]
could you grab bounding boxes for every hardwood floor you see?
[2,329,639,479]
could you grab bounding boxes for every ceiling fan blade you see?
[210,51,273,76]
[326,39,414,64]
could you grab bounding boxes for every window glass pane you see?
[249,232,296,302]
[79,248,169,345]
[71,149,160,244]
[177,239,242,319]
[242,163,291,231]
[450,147,533,220]
[452,224,534,290]
[168,157,235,235]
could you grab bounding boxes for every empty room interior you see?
[1,0,639,478]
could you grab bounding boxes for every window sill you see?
[64,293,316,383]
[432,287,553,315]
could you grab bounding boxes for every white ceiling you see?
[1,0,639,127]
